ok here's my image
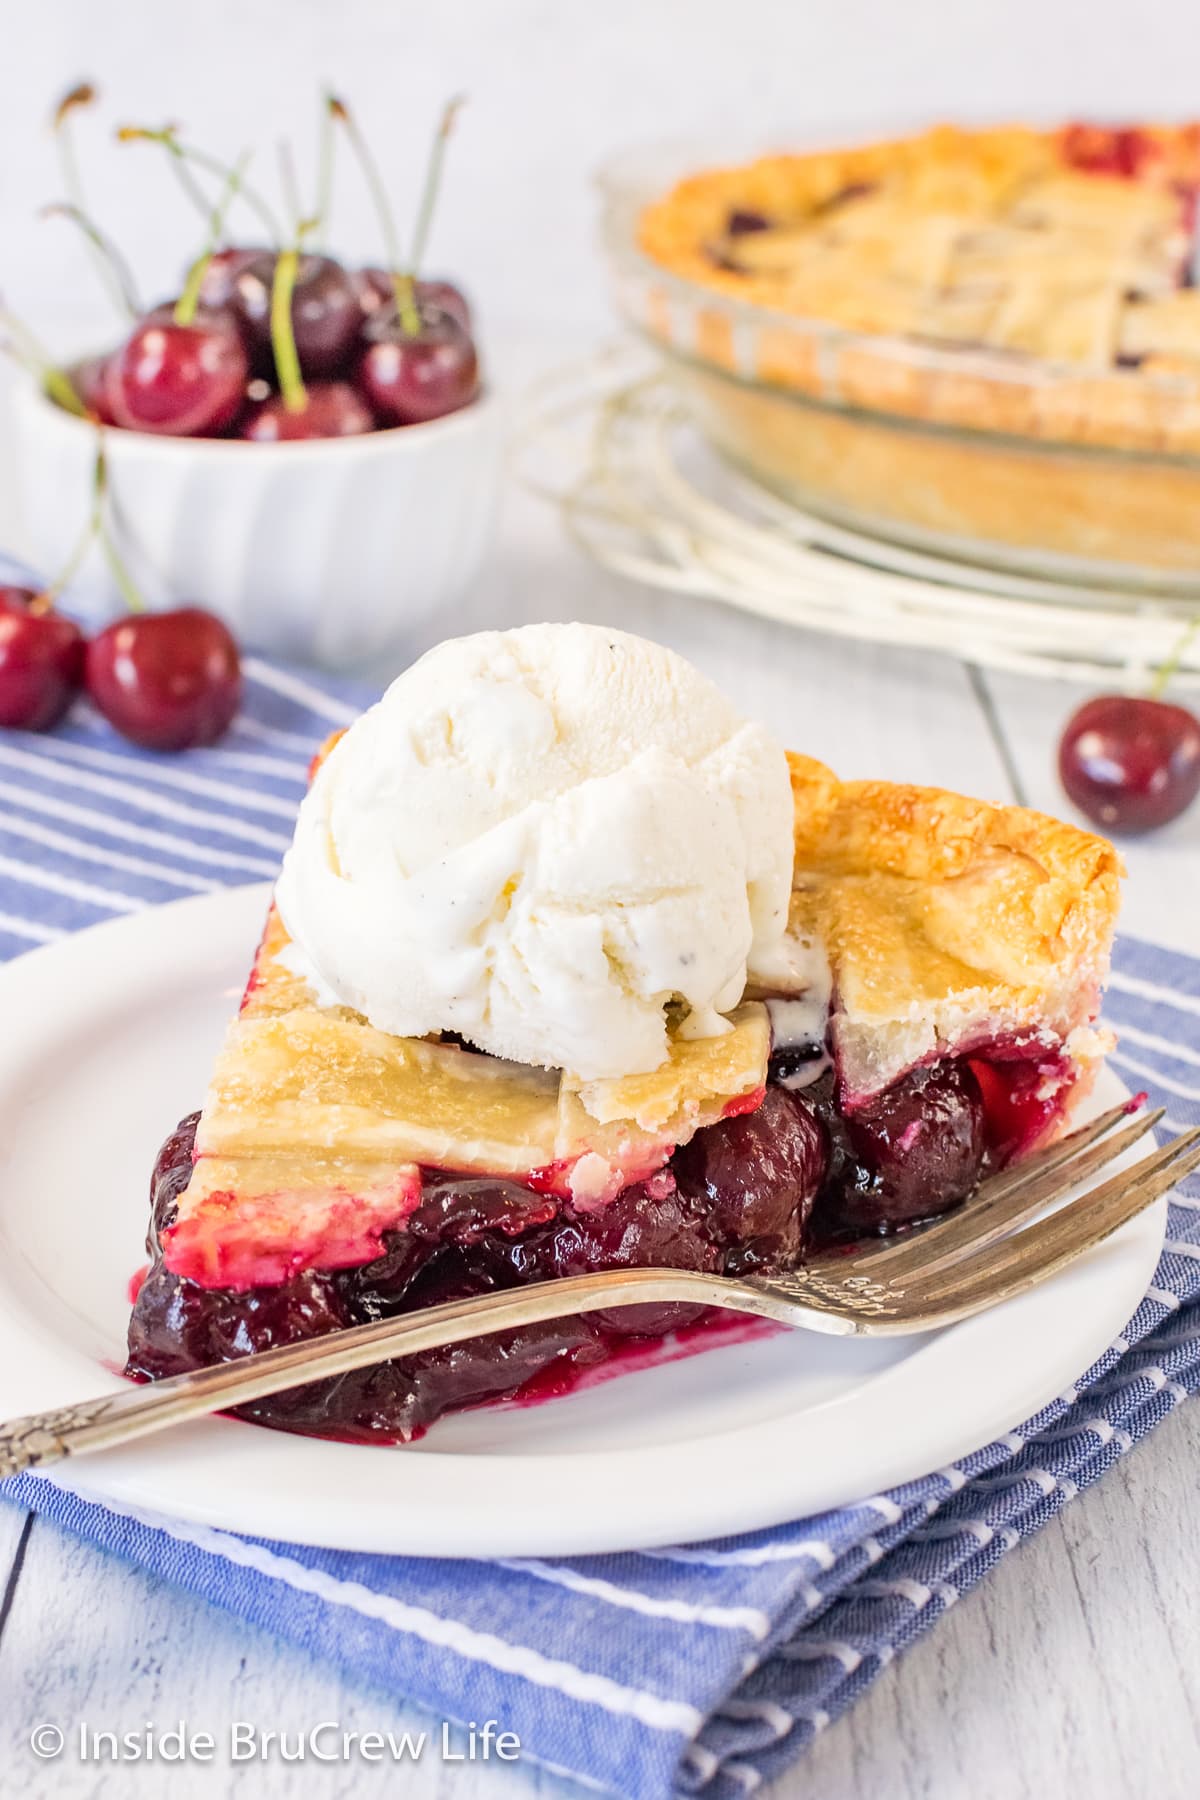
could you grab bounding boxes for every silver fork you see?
[2,1106,1196,1481]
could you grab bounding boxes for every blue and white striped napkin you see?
[1,661,1198,1800]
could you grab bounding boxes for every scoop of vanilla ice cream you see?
[274,623,795,1079]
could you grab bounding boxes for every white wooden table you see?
[2,381,1199,1800]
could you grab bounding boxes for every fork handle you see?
[0,1267,791,1479]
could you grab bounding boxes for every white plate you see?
[0,886,1165,1557]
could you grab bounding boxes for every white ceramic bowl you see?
[10,379,504,672]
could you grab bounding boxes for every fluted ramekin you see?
[11,380,504,672]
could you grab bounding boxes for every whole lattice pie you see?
[127,739,1121,1444]
[637,122,1200,450]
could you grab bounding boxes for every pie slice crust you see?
[162,746,1120,1293]
[167,903,770,1288]
[780,753,1122,1102]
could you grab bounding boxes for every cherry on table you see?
[356,304,478,425]
[226,253,363,377]
[241,381,374,442]
[85,607,241,751]
[105,311,248,436]
[1059,693,1200,833]
[0,586,86,730]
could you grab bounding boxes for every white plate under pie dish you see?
[0,885,1165,1557]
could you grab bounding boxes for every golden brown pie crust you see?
[782,752,1121,1097]
[636,123,1200,455]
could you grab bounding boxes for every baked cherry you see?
[810,1063,986,1238]
[538,1179,720,1336]
[225,253,362,377]
[85,607,241,750]
[1059,693,1200,833]
[0,586,86,730]
[105,312,248,435]
[241,380,373,442]
[674,1086,827,1269]
[726,209,771,236]
[357,304,478,425]
[1061,123,1157,179]
[407,1176,559,1249]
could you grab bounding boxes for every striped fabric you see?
[1,664,1198,1800]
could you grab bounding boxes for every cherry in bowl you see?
[355,269,472,333]
[242,382,373,442]
[197,246,269,314]
[67,355,117,424]
[226,253,363,378]
[105,312,248,437]
[357,304,479,426]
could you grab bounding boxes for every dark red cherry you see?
[241,381,374,442]
[419,280,471,332]
[0,587,86,730]
[197,245,268,313]
[811,1062,986,1238]
[85,607,241,751]
[356,305,478,425]
[1061,123,1157,179]
[67,354,117,423]
[726,208,771,236]
[407,1176,559,1247]
[105,313,248,436]
[354,268,472,333]
[540,1179,720,1337]
[674,1086,827,1269]
[1059,693,1200,833]
[226,253,362,377]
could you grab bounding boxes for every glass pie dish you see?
[599,127,1200,593]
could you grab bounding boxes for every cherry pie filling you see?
[126,1035,1078,1443]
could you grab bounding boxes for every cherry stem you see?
[118,125,282,247]
[408,97,463,284]
[92,445,146,614]
[329,93,421,337]
[271,222,317,413]
[52,81,96,133]
[1149,616,1200,700]
[41,202,141,318]
[174,150,252,327]
[0,304,86,417]
[37,497,100,610]
[52,81,134,320]
[314,90,336,252]
[278,141,304,237]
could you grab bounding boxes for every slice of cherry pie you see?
[127,737,1121,1443]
